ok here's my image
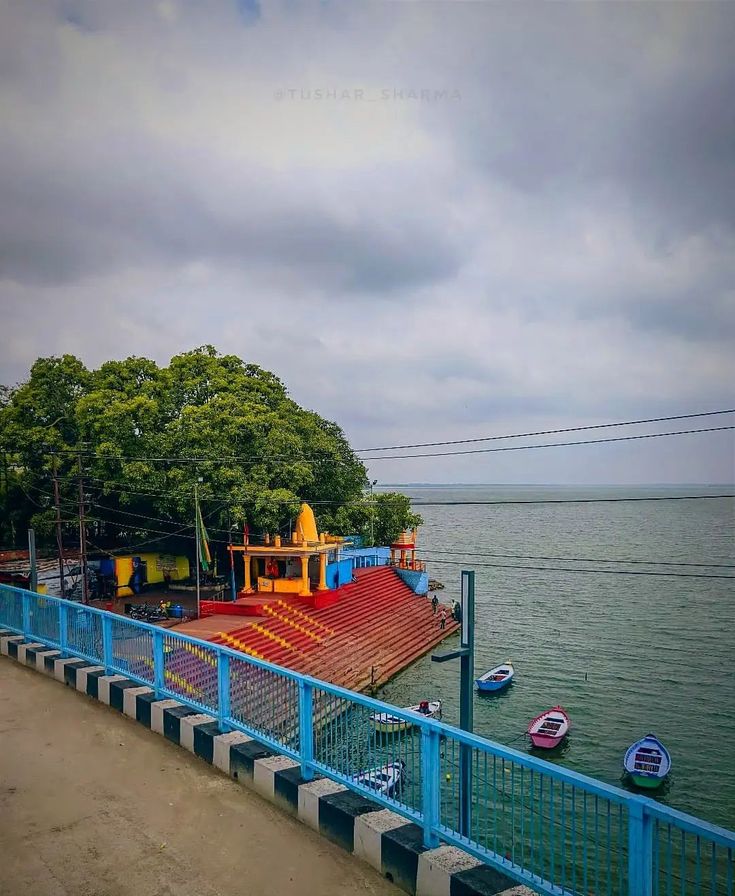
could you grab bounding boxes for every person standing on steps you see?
[431,594,439,615]
[439,606,447,630]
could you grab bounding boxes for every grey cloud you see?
[436,3,735,241]
[0,1,733,484]
[0,137,461,291]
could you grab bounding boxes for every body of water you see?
[378,485,735,829]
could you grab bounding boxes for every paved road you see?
[0,657,398,896]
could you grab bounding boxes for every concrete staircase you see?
[210,567,459,691]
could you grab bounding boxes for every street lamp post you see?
[432,569,475,838]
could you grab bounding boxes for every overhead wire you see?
[414,554,735,580]
[355,408,735,451]
[33,408,735,465]
[22,472,734,509]
[416,547,735,569]
[358,426,735,460]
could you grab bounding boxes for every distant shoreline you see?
[378,482,735,489]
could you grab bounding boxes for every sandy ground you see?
[0,657,398,896]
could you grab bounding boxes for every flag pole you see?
[195,479,201,619]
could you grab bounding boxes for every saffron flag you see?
[197,505,212,571]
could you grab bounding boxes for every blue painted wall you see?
[326,558,353,589]
[395,567,429,595]
[343,546,390,569]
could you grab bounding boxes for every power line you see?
[361,426,735,460]
[407,493,735,506]
[38,411,735,466]
[355,408,735,452]
[418,547,735,569]
[416,555,735,580]
[61,506,735,576]
[22,474,735,511]
[61,512,195,540]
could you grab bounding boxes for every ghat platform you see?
[180,566,459,693]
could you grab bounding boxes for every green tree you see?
[323,491,423,547]
[0,347,420,558]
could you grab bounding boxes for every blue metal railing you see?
[0,582,732,896]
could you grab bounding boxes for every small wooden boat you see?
[354,760,406,797]
[528,706,570,749]
[476,661,514,692]
[624,734,671,789]
[369,700,442,734]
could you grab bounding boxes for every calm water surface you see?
[378,485,735,829]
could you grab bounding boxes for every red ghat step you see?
[223,602,444,653]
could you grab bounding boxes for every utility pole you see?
[194,478,202,618]
[369,479,377,546]
[27,528,38,592]
[78,453,89,604]
[52,454,66,599]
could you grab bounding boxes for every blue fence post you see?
[628,797,654,896]
[102,615,113,671]
[421,726,441,848]
[59,603,69,654]
[21,592,31,636]
[153,630,165,697]
[298,680,314,781]
[218,652,231,731]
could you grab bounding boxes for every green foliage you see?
[0,347,416,558]
[322,491,423,547]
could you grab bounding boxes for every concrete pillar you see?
[243,552,251,592]
[317,553,328,591]
[300,556,311,597]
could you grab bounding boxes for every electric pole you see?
[78,453,89,604]
[194,478,202,618]
[52,454,66,599]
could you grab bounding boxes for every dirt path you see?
[0,656,398,896]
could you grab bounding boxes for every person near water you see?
[440,607,447,630]
[431,594,438,615]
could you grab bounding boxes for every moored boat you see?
[476,661,514,692]
[624,733,671,789]
[354,760,406,797]
[369,700,442,734]
[528,706,570,749]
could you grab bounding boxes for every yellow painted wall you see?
[114,554,190,597]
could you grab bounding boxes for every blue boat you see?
[476,661,514,692]
[624,733,672,789]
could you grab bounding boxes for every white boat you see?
[369,700,442,734]
[354,760,406,797]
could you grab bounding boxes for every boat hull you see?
[530,734,565,749]
[372,719,412,734]
[630,774,664,790]
[370,701,441,733]
[476,676,512,692]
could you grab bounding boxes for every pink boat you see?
[528,706,571,749]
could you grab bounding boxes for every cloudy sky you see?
[1,0,733,484]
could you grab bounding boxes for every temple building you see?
[229,503,352,601]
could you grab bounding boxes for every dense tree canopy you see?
[0,347,421,559]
